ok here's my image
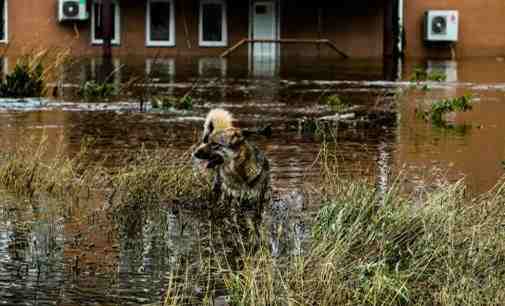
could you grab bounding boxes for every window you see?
[0,0,7,43]
[91,0,120,45]
[146,0,175,46]
[199,0,227,47]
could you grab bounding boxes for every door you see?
[251,1,278,58]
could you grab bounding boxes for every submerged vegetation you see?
[78,80,117,102]
[0,48,71,98]
[324,94,350,113]
[163,162,505,305]
[417,94,473,127]
[152,94,194,111]
[0,135,101,198]
[409,66,447,83]
[1,138,505,305]
[0,60,44,98]
[0,137,208,205]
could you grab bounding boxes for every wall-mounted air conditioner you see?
[58,0,88,22]
[424,10,459,42]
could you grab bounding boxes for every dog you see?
[193,108,271,216]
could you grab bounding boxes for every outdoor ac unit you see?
[424,10,459,42]
[58,0,88,22]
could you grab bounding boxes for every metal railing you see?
[221,38,349,58]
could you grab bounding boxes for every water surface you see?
[0,56,504,305]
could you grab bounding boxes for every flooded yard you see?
[0,56,505,305]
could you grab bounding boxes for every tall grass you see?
[107,147,211,210]
[0,137,209,206]
[0,47,72,98]
[0,135,100,198]
[2,137,505,305]
[161,150,505,305]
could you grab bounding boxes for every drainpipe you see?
[101,0,113,59]
[101,0,113,82]
[397,0,404,55]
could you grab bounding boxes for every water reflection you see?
[146,58,175,82]
[198,57,227,77]
[2,56,505,304]
[249,55,279,78]
[80,58,122,85]
[427,60,458,83]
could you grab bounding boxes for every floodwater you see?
[0,55,505,305]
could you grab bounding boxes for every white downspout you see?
[398,0,404,54]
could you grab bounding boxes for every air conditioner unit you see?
[58,0,88,22]
[424,10,459,42]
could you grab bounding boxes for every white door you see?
[251,1,278,58]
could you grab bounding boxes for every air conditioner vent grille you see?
[431,16,447,35]
[62,2,79,17]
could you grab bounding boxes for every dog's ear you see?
[203,122,214,143]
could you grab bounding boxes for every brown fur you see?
[193,111,271,214]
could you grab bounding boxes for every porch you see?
[65,0,400,59]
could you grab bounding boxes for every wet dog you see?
[193,108,271,215]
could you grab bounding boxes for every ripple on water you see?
[1,58,505,304]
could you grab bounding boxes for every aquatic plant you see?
[108,148,210,210]
[0,135,102,198]
[325,94,350,113]
[4,135,505,305]
[160,143,505,306]
[410,66,447,83]
[0,133,209,205]
[152,94,194,111]
[78,80,116,102]
[418,94,473,127]
[163,177,505,305]
[0,47,72,98]
[0,60,44,98]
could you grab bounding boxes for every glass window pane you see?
[150,2,171,41]
[94,3,116,41]
[202,3,223,42]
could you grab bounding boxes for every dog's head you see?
[193,127,245,169]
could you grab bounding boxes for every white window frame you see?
[0,0,8,43]
[91,0,121,45]
[146,0,175,47]
[199,0,228,47]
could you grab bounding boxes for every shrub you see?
[152,94,194,111]
[0,61,44,98]
[410,66,447,83]
[418,94,473,126]
[325,94,350,113]
[78,80,116,102]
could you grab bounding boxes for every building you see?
[405,1,505,58]
[0,0,399,59]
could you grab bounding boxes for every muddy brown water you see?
[0,56,504,305]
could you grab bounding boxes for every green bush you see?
[410,66,447,83]
[325,94,350,113]
[152,94,193,111]
[78,80,116,101]
[0,61,44,98]
[418,94,473,126]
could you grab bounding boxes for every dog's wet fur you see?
[193,109,271,216]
